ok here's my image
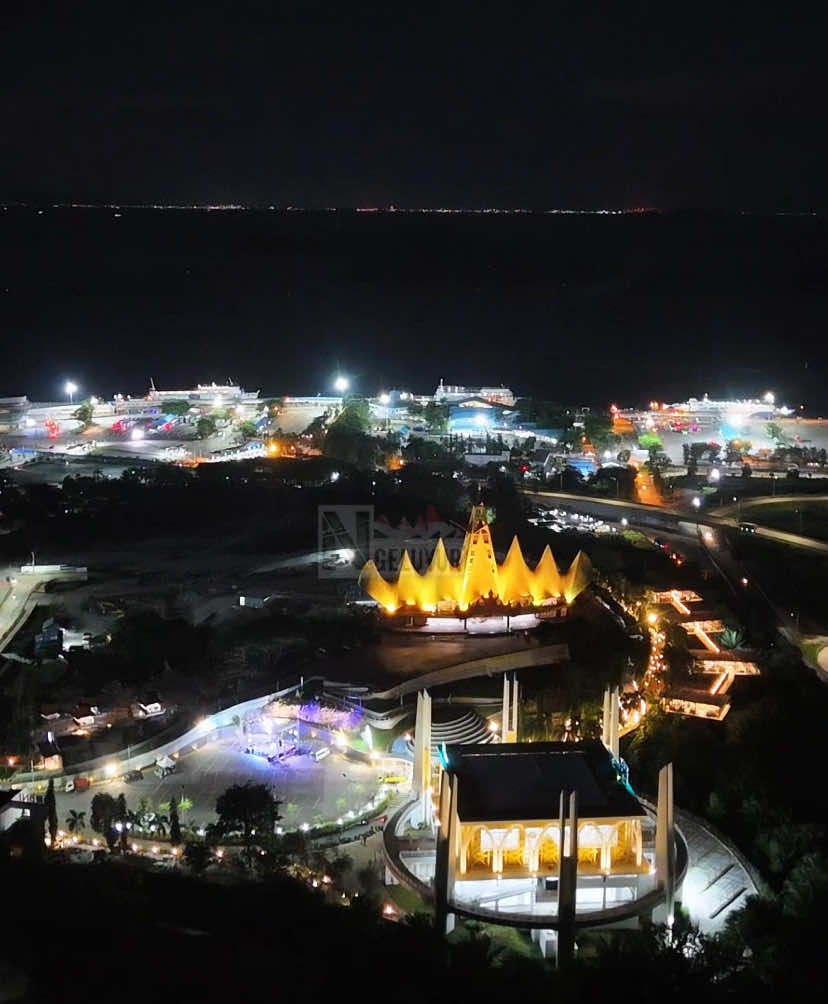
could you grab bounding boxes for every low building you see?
[34,618,63,659]
[0,789,46,834]
[463,451,510,468]
[662,687,731,721]
[435,381,516,407]
[36,736,63,772]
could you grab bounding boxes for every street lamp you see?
[763,391,775,405]
[333,375,349,394]
[691,496,701,509]
[64,381,78,404]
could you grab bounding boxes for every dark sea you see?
[1,207,826,410]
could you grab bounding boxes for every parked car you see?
[124,770,143,783]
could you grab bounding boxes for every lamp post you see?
[64,381,78,404]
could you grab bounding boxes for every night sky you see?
[3,2,826,209]
[2,3,826,407]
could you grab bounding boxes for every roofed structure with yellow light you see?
[359,504,592,619]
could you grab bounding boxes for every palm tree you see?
[66,809,86,835]
[720,627,745,650]
[148,814,169,838]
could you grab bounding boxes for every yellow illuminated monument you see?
[359,504,591,617]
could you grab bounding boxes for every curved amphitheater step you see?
[405,709,493,755]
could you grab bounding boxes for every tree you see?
[65,809,86,835]
[646,445,669,473]
[323,424,377,466]
[326,852,352,883]
[116,793,130,853]
[404,437,456,465]
[183,839,212,875]
[638,432,663,452]
[169,796,182,846]
[719,627,745,650]
[163,399,191,416]
[45,778,58,846]
[583,412,617,452]
[423,401,448,433]
[90,793,118,848]
[238,420,258,440]
[766,422,785,444]
[302,413,330,449]
[73,400,94,427]
[215,783,281,863]
[196,416,217,439]
[148,813,169,838]
[1,818,44,863]
[335,397,370,433]
[516,399,574,433]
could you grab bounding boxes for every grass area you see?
[368,715,412,753]
[388,883,432,916]
[740,500,828,542]
[733,535,828,631]
[799,637,828,667]
[448,920,541,960]
[621,529,657,549]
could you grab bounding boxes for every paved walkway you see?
[678,811,759,933]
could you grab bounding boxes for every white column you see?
[510,675,519,740]
[609,686,620,759]
[654,762,675,924]
[501,674,510,739]
[412,689,432,824]
[602,686,611,748]
[602,685,620,757]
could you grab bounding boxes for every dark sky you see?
[3,1,826,209]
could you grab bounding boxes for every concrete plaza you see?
[54,733,380,833]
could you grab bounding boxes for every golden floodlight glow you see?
[359,504,591,616]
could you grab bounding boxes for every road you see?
[525,488,828,555]
[0,568,49,654]
[0,565,90,655]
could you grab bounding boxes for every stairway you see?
[405,709,493,755]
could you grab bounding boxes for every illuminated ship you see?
[358,504,591,618]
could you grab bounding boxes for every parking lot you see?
[528,505,617,535]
